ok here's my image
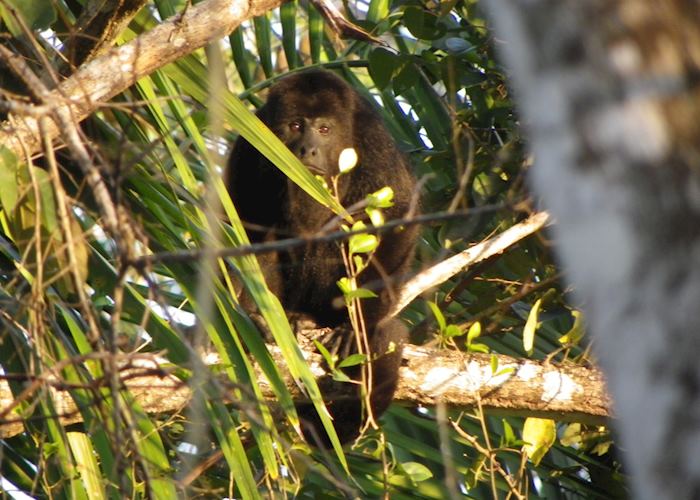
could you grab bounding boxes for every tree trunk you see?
[486,1,700,498]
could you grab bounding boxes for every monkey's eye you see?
[318,125,330,135]
[289,121,302,132]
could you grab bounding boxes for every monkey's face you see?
[264,78,356,180]
[278,115,352,178]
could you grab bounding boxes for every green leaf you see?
[229,28,253,88]
[559,310,585,345]
[1,0,56,31]
[33,165,59,235]
[403,6,444,40]
[0,147,18,211]
[444,324,463,338]
[369,48,400,90]
[349,233,378,255]
[522,418,556,466]
[501,419,516,447]
[466,321,481,344]
[352,254,367,273]
[313,340,336,369]
[344,288,378,301]
[67,433,105,500]
[490,354,499,374]
[560,423,582,447]
[366,186,395,208]
[468,342,490,353]
[280,1,298,69]
[307,2,323,63]
[399,461,433,483]
[338,353,367,368]
[367,0,389,24]
[253,14,273,77]
[427,301,447,333]
[366,208,385,226]
[332,370,352,383]
[523,298,542,355]
[337,277,354,295]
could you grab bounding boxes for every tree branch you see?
[391,211,551,315]
[0,0,282,157]
[0,344,609,438]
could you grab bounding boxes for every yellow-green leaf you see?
[523,298,542,355]
[67,432,105,500]
[349,233,378,255]
[559,310,585,345]
[467,321,481,344]
[366,186,395,208]
[522,417,556,465]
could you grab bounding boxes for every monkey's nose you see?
[299,146,319,158]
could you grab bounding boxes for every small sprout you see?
[467,321,482,345]
[338,148,358,173]
[466,322,488,352]
[490,354,499,373]
[353,254,367,273]
[337,277,356,294]
[367,186,394,208]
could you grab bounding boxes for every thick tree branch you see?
[65,0,150,67]
[0,344,609,438]
[0,0,282,157]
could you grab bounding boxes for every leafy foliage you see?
[0,0,625,498]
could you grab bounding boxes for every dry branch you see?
[392,211,551,315]
[0,344,610,438]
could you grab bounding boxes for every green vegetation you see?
[0,0,625,497]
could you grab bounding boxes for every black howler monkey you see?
[227,69,418,444]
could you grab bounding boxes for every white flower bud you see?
[338,148,358,173]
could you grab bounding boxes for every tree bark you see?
[0,0,282,158]
[486,1,700,498]
[0,345,609,439]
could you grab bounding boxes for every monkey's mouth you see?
[304,164,326,176]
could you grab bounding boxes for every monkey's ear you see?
[256,102,273,125]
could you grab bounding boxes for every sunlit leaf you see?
[399,461,433,483]
[349,233,379,255]
[522,417,556,466]
[523,298,542,355]
[559,310,585,345]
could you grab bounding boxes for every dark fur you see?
[227,70,418,444]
